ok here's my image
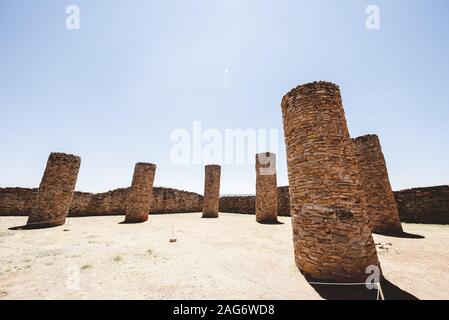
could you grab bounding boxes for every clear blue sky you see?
[1,0,448,195]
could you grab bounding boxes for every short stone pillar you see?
[27,152,81,228]
[202,165,221,218]
[255,152,278,223]
[354,134,403,234]
[124,163,156,223]
[281,81,380,282]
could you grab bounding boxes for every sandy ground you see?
[0,213,448,300]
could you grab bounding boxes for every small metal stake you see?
[170,224,177,243]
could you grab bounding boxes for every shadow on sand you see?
[257,220,285,225]
[306,276,418,300]
[374,231,425,239]
[9,224,59,231]
[118,220,148,225]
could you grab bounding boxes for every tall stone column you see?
[27,152,81,228]
[124,163,156,223]
[281,81,380,282]
[353,134,403,234]
[202,165,221,218]
[255,152,278,223]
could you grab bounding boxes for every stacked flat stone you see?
[27,152,81,228]
[353,134,403,234]
[281,81,380,282]
[124,163,156,223]
[255,152,278,223]
[395,186,449,224]
[202,165,221,218]
[277,186,291,217]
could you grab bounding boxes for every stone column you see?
[202,165,221,218]
[255,152,278,223]
[124,163,156,223]
[27,152,81,228]
[281,81,380,282]
[353,134,403,234]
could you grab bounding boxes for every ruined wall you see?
[219,196,255,214]
[70,188,129,216]
[218,187,290,216]
[353,134,403,234]
[394,186,449,224]
[2,185,447,224]
[27,152,81,228]
[151,188,203,214]
[281,81,380,282]
[0,187,203,217]
[0,188,36,216]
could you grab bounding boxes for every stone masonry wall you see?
[0,187,203,217]
[218,187,290,216]
[394,186,449,224]
[281,81,380,282]
[219,196,255,215]
[0,188,36,216]
[151,187,203,214]
[70,188,129,216]
[1,186,447,224]
[353,134,403,234]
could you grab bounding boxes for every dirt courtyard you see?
[0,213,448,300]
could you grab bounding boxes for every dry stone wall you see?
[281,81,380,282]
[394,186,449,224]
[218,186,449,225]
[2,185,446,224]
[0,188,36,216]
[219,196,255,214]
[151,187,203,214]
[218,187,290,216]
[353,134,403,234]
[70,188,129,216]
[0,187,202,217]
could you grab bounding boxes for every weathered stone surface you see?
[281,81,380,282]
[353,134,403,234]
[395,186,449,224]
[218,185,449,225]
[255,153,278,223]
[151,188,203,214]
[202,165,221,218]
[27,152,81,228]
[219,195,255,215]
[219,187,290,217]
[71,187,203,216]
[277,186,290,217]
[70,188,129,216]
[0,188,36,216]
[124,163,156,223]
[0,187,203,217]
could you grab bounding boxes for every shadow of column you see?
[306,276,418,300]
[373,231,425,239]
